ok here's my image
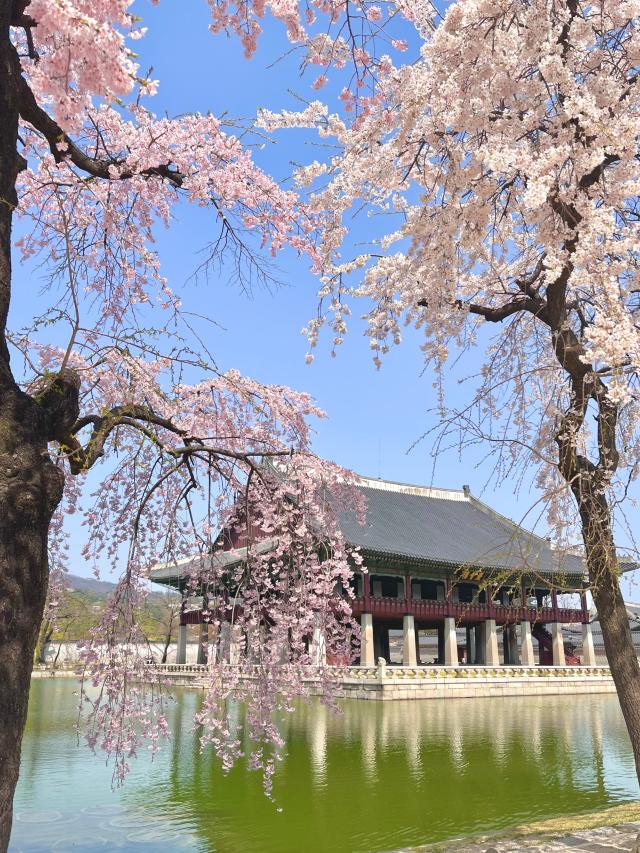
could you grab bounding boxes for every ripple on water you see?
[15,811,65,824]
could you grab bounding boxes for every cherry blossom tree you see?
[247,0,640,780]
[0,2,365,847]
[3,0,640,845]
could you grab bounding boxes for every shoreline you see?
[423,802,640,851]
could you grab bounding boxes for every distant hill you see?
[64,573,117,596]
[45,573,179,643]
[63,572,174,604]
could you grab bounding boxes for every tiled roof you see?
[149,539,276,588]
[339,477,585,578]
[149,475,588,587]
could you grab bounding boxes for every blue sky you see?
[9,2,639,598]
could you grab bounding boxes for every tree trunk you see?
[578,493,640,781]
[161,618,174,664]
[0,13,82,845]
[34,616,53,665]
[0,392,65,851]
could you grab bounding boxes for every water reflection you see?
[10,680,639,853]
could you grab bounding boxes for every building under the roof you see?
[151,476,595,669]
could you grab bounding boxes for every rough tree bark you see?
[559,411,640,779]
[0,6,76,847]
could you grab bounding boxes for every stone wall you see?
[40,641,201,665]
[140,662,617,701]
[336,665,616,700]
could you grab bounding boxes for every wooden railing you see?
[180,597,587,626]
[350,596,586,624]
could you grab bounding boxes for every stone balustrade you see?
[145,661,615,699]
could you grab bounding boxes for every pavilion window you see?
[348,574,363,597]
[370,575,402,598]
[409,579,444,601]
[456,583,476,604]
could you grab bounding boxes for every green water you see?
[10,679,639,852]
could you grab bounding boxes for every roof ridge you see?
[356,475,468,501]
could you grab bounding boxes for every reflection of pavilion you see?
[151,476,595,669]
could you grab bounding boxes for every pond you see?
[10,679,639,852]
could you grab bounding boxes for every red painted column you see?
[363,570,371,610]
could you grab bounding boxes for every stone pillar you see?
[197,622,208,665]
[520,620,535,666]
[582,622,597,667]
[507,625,519,665]
[219,622,231,663]
[476,623,486,665]
[229,624,243,665]
[466,625,476,665]
[443,617,459,666]
[310,624,327,666]
[502,625,510,664]
[208,624,220,665]
[360,613,375,667]
[403,614,417,666]
[484,619,500,666]
[552,622,565,666]
[176,624,187,664]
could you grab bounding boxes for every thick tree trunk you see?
[578,494,640,781]
[0,12,81,845]
[0,390,64,851]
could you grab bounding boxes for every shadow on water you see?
[9,679,639,853]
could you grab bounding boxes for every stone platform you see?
[336,662,615,700]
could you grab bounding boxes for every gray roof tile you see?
[339,478,585,578]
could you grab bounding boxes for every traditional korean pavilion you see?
[150,475,595,668]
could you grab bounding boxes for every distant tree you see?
[157,595,181,664]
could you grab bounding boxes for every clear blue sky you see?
[9,1,639,598]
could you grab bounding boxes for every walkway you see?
[426,823,640,852]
